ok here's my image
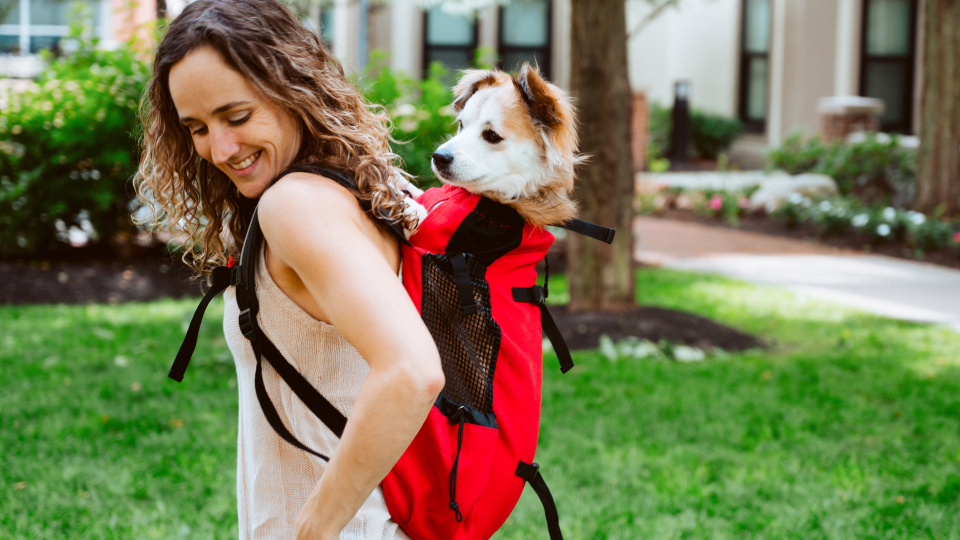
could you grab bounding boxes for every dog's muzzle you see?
[432,151,454,176]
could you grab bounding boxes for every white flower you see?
[396,103,416,117]
[882,207,896,221]
[673,346,706,363]
[907,211,926,226]
[852,213,869,228]
[877,223,891,237]
[788,192,803,205]
[819,200,832,212]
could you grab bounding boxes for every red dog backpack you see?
[171,165,614,539]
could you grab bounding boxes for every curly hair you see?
[136,0,414,276]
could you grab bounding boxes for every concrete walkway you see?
[634,217,960,332]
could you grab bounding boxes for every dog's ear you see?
[514,63,561,130]
[453,70,500,112]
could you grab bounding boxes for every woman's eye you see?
[190,125,207,135]
[482,129,503,144]
[228,113,251,126]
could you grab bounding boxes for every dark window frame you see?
[422,8,478,80]
[496,0,552,79]
[737,0,771,134]
[858,0,918,134]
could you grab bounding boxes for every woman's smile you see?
[228,150,263,175]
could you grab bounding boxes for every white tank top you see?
[223,250,410,540]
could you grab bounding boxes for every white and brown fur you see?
[428,63,583,227]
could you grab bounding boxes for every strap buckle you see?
[515,460,541,482]
[238,308,257,342]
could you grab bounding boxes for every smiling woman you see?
[133,1,443,540]
[136,0,417,276]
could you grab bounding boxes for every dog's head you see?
[431,63,582,226]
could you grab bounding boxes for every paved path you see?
[634,217,960,331]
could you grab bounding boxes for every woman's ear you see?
[514,63,561,130]
[452,69,501,112]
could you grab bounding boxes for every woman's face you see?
[168,46,301,198]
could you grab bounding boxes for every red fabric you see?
[382,185,554,539]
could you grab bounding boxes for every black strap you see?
[254,345,332,462]
[448,406,467,522]
[556,218,616,244]
[516,461,563,540]
[539,305,574,374]
[512,255,574,373]
[450,253,479,316]
[168,266,235,382]
[237,211,347,442]
[252,325,348,438]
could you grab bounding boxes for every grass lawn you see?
[3,268,960,539]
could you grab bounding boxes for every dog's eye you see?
[482,129,503,144]
[457,119,463,133]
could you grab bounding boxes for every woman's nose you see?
[210,128,240,165]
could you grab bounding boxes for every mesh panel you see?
[421,254,500,413]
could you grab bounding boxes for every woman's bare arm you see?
[257,174,444,540]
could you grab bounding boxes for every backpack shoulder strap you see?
[234,208,347,461]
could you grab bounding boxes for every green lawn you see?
[3,269,960,539]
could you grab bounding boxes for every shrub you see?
[767,132,916,207]
[0,25,149,258]
[767,132,829,175]
[647,104,743,164]
[357,55,457,187]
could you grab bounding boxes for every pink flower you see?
[954,232,960,244]
[709,195,723,211]
[738,197,750,209]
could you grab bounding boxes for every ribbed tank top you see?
[223,249,410,540]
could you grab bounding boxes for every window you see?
[498,0,551,78]
[423,6,477,80]
[737,0,770,133]
[859,0,917,133]
[0,0,105,57]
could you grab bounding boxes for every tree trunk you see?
[567,0,635,311]
[915,0,960,215]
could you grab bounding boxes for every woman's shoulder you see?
[259,169,364,225]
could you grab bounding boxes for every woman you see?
[136,1,444,538]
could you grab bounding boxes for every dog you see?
[424,63,583,228]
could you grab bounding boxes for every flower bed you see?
[640,188,960,269]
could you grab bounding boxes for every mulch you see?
[550,305,763,352]
[654,209,960,270]
[0,256,202,305]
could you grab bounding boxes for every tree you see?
[566,0,635,311]
[915,0,960,215]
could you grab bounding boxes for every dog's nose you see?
[432,151,453,168]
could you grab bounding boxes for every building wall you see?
[770,0,839,144]
[626,0,741,117]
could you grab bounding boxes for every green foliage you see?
[0,24,150,258]
[647,103,743,165]
[771,193,960,252]
[356,54,457,188]
[767,132,917,207]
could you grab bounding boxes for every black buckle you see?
[238,308,257,342]
[515,460,541,482]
